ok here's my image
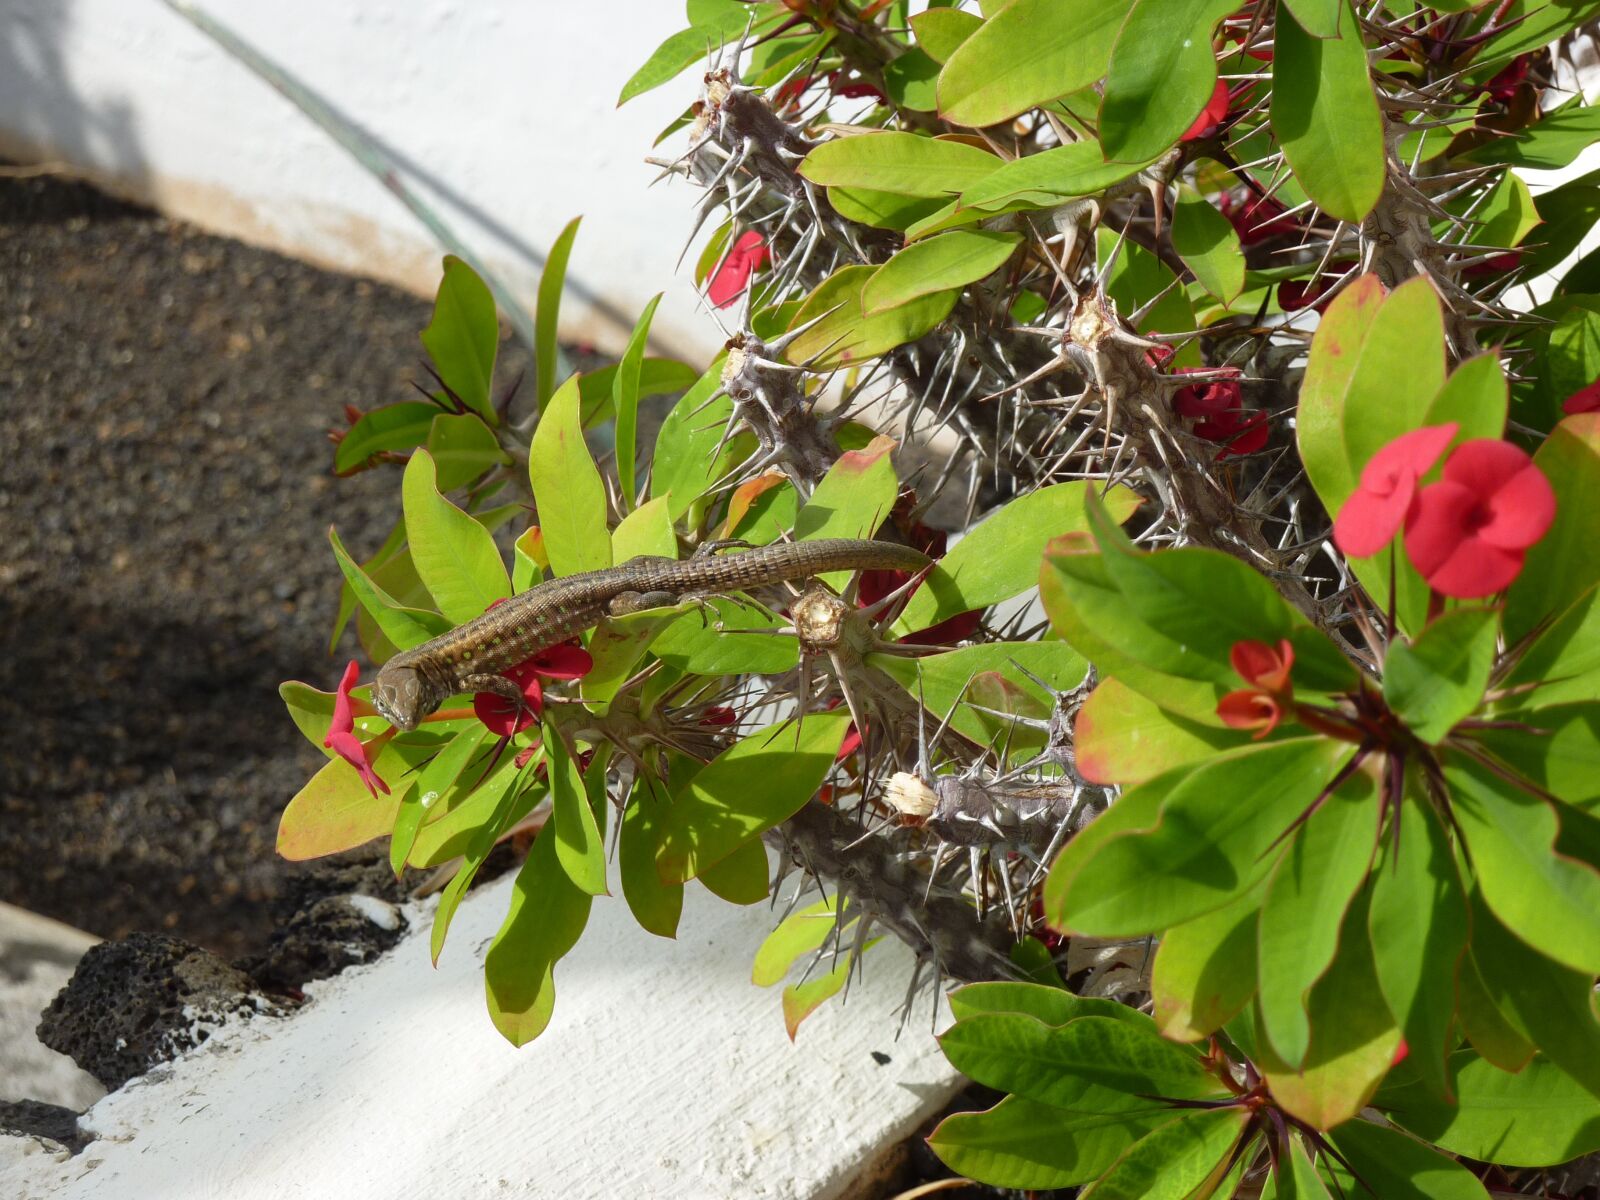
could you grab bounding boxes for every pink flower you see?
[325,660,389,797]
[1181,81,1230,141]
[1563,380,1600,415]
[1332,423,1459,558]
[1217,639,1295,739]
[1405,439,1557,598]
[472,642,593,736]
[707,231,772,309]
[1171,368,1269,458]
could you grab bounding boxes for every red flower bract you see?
[1231,639,1294,693]
[1218,639,1294,739]
[325,659,389,797]
[1405,439,1556,598]
[707,231,771,309]
[1171,368,1268,458]
[472,642,593,736]
[1332,423,1458,559]
[1181,80,1230,141]
[1564,380,1600,415]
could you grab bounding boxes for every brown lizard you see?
[370,537,930,731]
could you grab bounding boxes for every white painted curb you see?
[2,871,961,1200]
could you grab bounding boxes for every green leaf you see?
[535,217,581,406]
[335,402,439,473]
[1281,0,1344,35]
[860,230,1020,314]
[656,711,849,883]
[619,776,683,938]
[650,595,797,676]
[826,186,949,231]
[1326,1117,1492,1200]
[429,758,541,962]
[894,482,1138,636]
[1100,0,1236,164]
[609,495,677,565]
[1298,273,1448,512]
[949,980,1159,1029]
[697,835,770,904]
[575,358,700,427]
[752,896,842,986]
[1383,1051,1600,1168]
[793,435,898,548]
[1383,607,1499,744]
[421,255,499,424]
[618,26,707,106]
[1467,100,1600,170]
[426,412,509,492]
[1271,2,1384,221]
[1072,677,1240,787]
[1478,703,1600,812]
[929,1097,1164,1190]
[1082,1109,1249,1200]
[883,46,941,111]
[1456,945,1536,1072]
[651,358,753,523]
[1151,882,1262,1042]
[613,293,662,505]
[484,822,593,1046]
[954,140,1149,213]
[911,7,981,63]
[1257,772,1380,1066]
[798,132,1000,198]
[1505,412,1600,642]
[1504,586,1600,712]
[1469,889,1600,1096]
[1368,799,1468,1101]
[1041,547,1224,723]
[328,526,451,651]
[277,733,437,860]
[871,641,1087,752]
[1470,169,1541,249]
[528,375,611,578]
[402,449,511,623]
[1279,1135,1334,1200]
[1086,521,1357,695]
[938,1013,1218,1114]
[1255,893,1404,1130]
[1171,185,1245,303]
[1046,737,1352,937]
[390,725,491,874]
[937,0,1134,128]
[1448,756,1600,974]
[1420,352,1509,442]
[783,263,960,369]
[546,723,606,895]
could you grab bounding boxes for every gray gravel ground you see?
[0,170,533,959]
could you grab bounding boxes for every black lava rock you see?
[36,932,271,1090]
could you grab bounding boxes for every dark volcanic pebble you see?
[36,932,271,1090]
[0,171,533,959]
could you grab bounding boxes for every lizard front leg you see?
[458,672,537,727]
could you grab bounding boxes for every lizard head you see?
[371,662,428,733]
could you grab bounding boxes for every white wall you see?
[0,0,719,359]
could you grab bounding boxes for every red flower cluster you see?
[858,519,980,645]
[326,660,389,798]
[1218,190,1298,246]
[707,231,771,309]
[472,642,592,736]
[1171,367,1269,458]
[1217,639,1295,738]
[1334,425,1557,599]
